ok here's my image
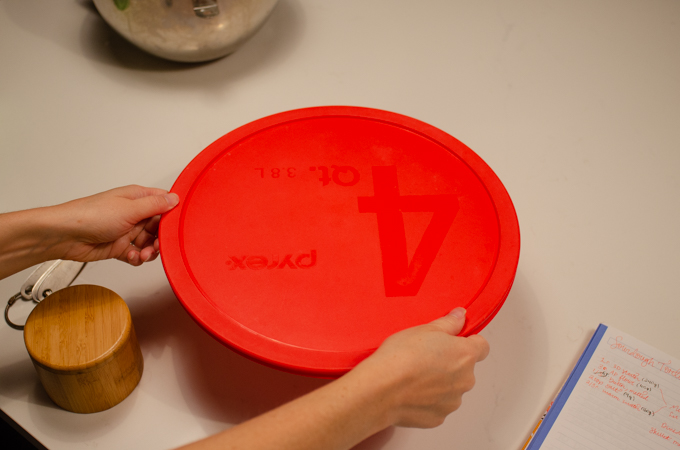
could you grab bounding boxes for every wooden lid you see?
[24,285,133,373]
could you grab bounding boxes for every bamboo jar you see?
[23,285,143,413]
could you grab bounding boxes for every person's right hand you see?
[350,307,489,428]
[0,185,179,280]
[51,185,179,266]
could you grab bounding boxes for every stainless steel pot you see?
[93,0,279,63]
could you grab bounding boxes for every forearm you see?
[176,366,397,450]
[0,207,68,279]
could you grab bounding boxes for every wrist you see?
[339,353,408,430]
[0,207,68,279]
[347,337,434,429]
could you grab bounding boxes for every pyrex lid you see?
[159,106,520,377]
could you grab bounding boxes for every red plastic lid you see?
[159,106,520,377]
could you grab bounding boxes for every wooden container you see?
[23,285,143,413]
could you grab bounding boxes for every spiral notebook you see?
[524,324,680,449]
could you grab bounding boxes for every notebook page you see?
[539,325,680,449]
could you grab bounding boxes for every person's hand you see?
[350,307,489,428]
[172,308,488,450]
[51,185,179,266]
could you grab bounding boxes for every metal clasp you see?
[5,260,86,330]
[5,293,28,330]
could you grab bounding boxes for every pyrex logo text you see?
[226,250,317,270]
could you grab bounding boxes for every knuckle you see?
[464,374,477,392]
[151,194,167,209]
[431,416,446,428]
[449,397,463,413]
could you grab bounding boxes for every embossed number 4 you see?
[358,166,459,297]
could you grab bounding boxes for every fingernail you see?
[450,307,466,320]
[128,250,139,264]
[164,193,180,208]
[143,249,158,262]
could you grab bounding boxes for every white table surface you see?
[1,0,679,448]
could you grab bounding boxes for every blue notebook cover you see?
[525,324,608,449]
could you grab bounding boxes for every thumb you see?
[428,307,466,336]
[129,192,180,223]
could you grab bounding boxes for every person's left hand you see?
[346,307,489,429]
[51,185,179,266]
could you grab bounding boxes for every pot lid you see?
[159,106,520,377]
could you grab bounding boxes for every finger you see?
[466,335,490,361]
[143,215,161,236]
[127,249,142,266]
[131,221,158,249]
[139,246,159,263]
[128,192,180,224]
[116,185,172,201]
[428,307,466,336]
